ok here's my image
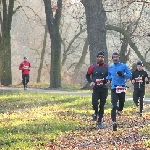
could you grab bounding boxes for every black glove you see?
[117,71,123,77]
[146,81,149,84]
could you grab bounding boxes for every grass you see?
[0,91,92,149]
[0,90,150,149]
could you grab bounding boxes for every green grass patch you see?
[0,91,149,149]
[140,124,150,135]
[140,124,150,148]
[0,91,93,149]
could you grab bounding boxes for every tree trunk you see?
[43,0,62,88]
[50,29,61,88]
[81,0,108,64]
[0,0,14,85]
[37,25,48,82]
[73,38,88,85]
[1,36,12,85]
[0,24,3,82]
[119,37,129,63]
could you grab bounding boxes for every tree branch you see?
[62,28,86,66]
[54,0,62,26]
[106,24,150,71]
[131,2,145,35]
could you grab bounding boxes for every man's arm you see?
[86,65,96,87]
[106,67,111,81]
[124,65,132,79]
[131,71,135,84]
[28,62,31,71]
[86,65,94,83]
[86,73,92,83]
[145,71,149,84]
[19,63,23,70]
[105,67,112,85]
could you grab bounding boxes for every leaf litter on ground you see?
[45,111,150,150]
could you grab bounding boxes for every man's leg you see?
[22,75,26,89]
[133,88,140,106]
[111,89,118,131]
[25,74,29,88]
[92,90,99,121]
[97,88,108,129]
[98,88,108,122]
[117,92,125,115]
[139,88,145,116]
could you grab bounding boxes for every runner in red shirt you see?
[19,57,31,90]
[86,51,108,129]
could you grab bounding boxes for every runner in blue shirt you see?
[106,52,132,131]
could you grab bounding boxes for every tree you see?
[0,0,14,85]
[106,24,150,71]
[117,1,145,63]
[43,0,62,88]
[106,0,150,67]
[37,25,48,82]
[81,0,108,64]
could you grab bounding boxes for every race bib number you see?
[96,79,104,85]
[135,77,143,83]
[116,86,126,93]
[23,65,29,69]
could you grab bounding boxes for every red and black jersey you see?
[19,61,31,75]
[132,69,149,88]
[86,63,108,87]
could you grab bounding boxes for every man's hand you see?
[116,71,123,77]
[131,79,135,84]
[105,80,111,85]
[145,77,148,82]
[90,82,95,87]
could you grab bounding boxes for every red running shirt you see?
[19,61,31,75]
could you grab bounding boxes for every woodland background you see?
[0,0,150,87]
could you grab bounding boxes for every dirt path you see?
[0,86,150,103]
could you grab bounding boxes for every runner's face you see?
[97,55,104,64]
[137,65,142,71]
[112,55,119,63]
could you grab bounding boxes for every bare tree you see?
[106,24,150,71]
[43,0,62,88]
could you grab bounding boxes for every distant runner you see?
[19,57,31,90]
[131,61,149,116]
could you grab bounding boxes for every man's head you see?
[112,52,119,63]
[136,61,143,71]
[97,51,104,64]
[24,57,28,61]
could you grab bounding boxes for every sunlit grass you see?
[0,91,150,149]
[0,91,92,149]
